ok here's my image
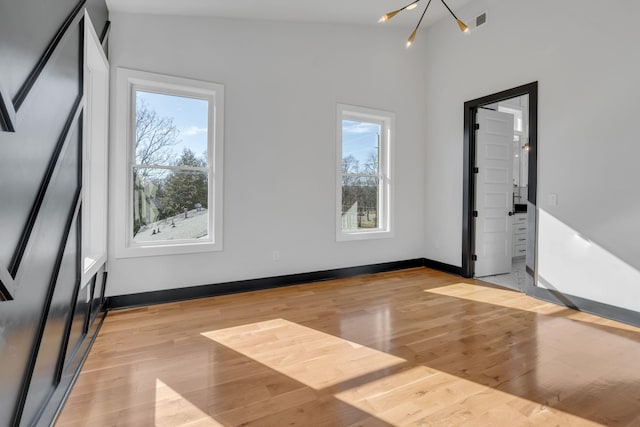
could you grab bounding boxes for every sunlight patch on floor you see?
[335,366,603,426]
[201,319,600,426]
[155,379,224,427]
[427,283,565,314]
[425,283,638,330]
[201,318,405,390]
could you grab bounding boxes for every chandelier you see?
[378,0,469,47]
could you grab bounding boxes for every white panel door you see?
[475,109,514,277]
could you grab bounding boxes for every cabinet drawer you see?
[513,244,527,257]
[513,235,527,245]
[514,225,527,234]
[514,214,527,224]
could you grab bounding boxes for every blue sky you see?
[342,120,380,170]
[136,91,209,162]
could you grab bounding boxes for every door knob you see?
[508,211,513,216]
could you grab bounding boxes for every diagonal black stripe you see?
[11,189,82,426]
[0,265,15,300]
[54,203,83,386]
[99,20,111,46]
[0,89,16,132]
[9,95,83,278]
[12,0,86,111]
[0,280,12,301]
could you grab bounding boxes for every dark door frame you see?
[462,81,538,278]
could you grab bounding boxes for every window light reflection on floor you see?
[425,283,639,331]
[201,318,593,426]
[155,379,224,427]
[426,283,566,315]
[201,318,405,390]
[334,365,596,426]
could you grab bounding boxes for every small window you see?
[114,68,224,258]
[336,104,394,241]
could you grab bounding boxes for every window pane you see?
[342,120,380,175]
[341,176,379,230]
[135,91,209,166]
[498,106,523,133]
[133,167,209,242]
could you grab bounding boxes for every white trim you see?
[114,68,224,258]
[82,11,109,284]
[336,104,395,242]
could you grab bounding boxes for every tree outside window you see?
[337,105,394,241]
[132,91,210,243]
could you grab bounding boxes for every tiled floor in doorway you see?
[478,258,527,291]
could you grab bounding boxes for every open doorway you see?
[461,82,538,292]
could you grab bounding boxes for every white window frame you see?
[114,68,224,258]
[82,11,109,282]
[336,104,394,241]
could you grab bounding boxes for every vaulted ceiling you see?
[106,0,475,28]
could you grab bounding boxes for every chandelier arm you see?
[440,0,469,32]
[379,0,421,22]
[439,0,460,20]
[414,0,433,33]
[401,0,421,11]
[406,0,433,47]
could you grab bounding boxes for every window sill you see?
[115,240,222,259]
[82,254,107,285]
[336,230,394,242]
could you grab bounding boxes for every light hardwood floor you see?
[56,268,640,426]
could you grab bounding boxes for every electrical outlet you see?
[548,193,558,206]
[272,250,280,261]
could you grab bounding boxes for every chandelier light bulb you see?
[407,28,417,48]
[457,19,470,33]
[378,9,401,23]
[378,0,466,47]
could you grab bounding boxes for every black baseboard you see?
[422,258,463,276]
[106,258,438,310]
[104,257,638,329]
[527,285,640,328]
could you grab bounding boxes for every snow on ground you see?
[133,208,208,242]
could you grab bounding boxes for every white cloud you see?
[183,126,208,136]
[343,121,380,135]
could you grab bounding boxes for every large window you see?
[114,69,224,257]
[336,104,394,241]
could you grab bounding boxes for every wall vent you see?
[475,12,487,28]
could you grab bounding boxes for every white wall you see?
[106,13,428,296]
[423,0,640,311]
[538,210,640,312]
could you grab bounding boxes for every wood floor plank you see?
[56,268,640,426]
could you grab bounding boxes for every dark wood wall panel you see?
[0,1,108,425]
[0,0,81,103]
[65,275,91,366]
[0,115,80,426]
[20,213,80,426]
[31,266,107,427]
[0,89,15,132]
[0,24,82,275]
[89,271,106,328]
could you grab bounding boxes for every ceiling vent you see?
[475,12,487,28]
